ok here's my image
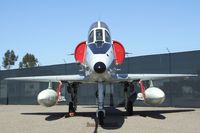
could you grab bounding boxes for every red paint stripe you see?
[139,80,145,98]
[56,81,62,101]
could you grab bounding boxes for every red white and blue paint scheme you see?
[6,21,197,125]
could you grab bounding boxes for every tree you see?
[19,53,39,68]
[2,50,18,70]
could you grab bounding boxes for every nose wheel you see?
[97,110,105,125]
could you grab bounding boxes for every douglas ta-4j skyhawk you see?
[6,21,197,125]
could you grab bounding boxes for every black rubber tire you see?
[69,102,75,113]
[98,111,104,125]
[127,101,133,116]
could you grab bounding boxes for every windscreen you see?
[88,30,94,43]
[88,43,111,54]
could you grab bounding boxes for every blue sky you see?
[0,0,200,69]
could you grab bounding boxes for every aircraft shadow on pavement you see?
[21,107,194,131]
[133,109,195,119]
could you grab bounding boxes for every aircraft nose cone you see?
[94,62,106,73]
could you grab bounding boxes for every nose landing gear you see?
[96,81,105,125]
[96,110,105,125]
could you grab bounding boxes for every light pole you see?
[166,48,171,74]
[166,48,173,106]
[63,59,67,74]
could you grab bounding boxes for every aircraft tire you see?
[69,102,75,113]
[127,101,133,116]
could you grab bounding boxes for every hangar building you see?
[0,50,200,107]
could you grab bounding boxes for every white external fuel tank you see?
[144,87,165,105]
[37,89,58,107]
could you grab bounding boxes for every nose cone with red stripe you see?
[94,62,106,73]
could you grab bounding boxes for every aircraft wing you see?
[112,73,197,82]
[5,75,88,83]
[5,73,197,83]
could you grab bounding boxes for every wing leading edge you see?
[112,73,198,82]
[5,75,87,83]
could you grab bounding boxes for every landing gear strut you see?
[124,82,136,116]
[67,83,78,117]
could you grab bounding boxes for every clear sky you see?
[0,0,200,69]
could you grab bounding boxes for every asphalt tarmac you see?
[0,105,199,133]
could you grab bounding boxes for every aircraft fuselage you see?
[84,21,115,81]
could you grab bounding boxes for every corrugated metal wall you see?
[0,51,200,107]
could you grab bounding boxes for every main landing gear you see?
[67,83,78,117]
[124,82,137,116]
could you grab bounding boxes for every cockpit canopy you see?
[88,21,111,44]
[87,21,112,54]
[89,21,110,33]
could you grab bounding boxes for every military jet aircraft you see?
[6,21,196,125]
